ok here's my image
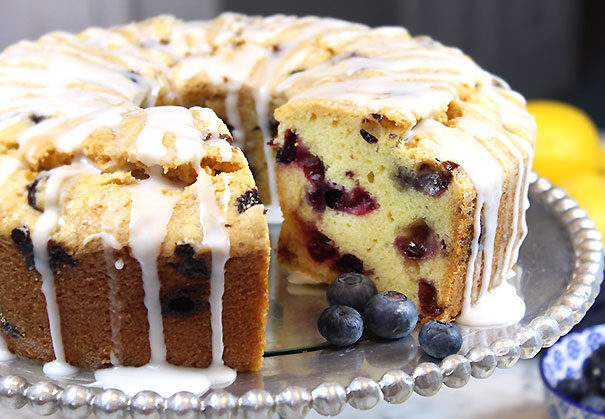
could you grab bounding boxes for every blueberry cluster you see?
[276,130,378,216]
[556,345,605,412]
[317,273,462,359]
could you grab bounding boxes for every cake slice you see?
[273,86,533,322]
[0,104,270,371]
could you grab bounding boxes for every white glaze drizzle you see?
[457,101,532,281]
[93,165,236,396]
[484,87,536,267]
[197,169,231,366]
[134,109,171,166]
[290,77,455,124]
[0,34,161,161]
[454,115,527,326]
[146,107,232,366]
[406,119,525,326]
[94,105,236,395]
[128,167,177,364]
[93,166,236,396]
[33,158,100,377]
[134,106,232,167]
[8,89,135,160]
[253,82,282,222]
[0,45,146,102]
[0,335,15,361]
[457,269,526,327]
[82,232,123,365]
[93,362,234,397]
[277,45,483,94]
[0,156,25,188]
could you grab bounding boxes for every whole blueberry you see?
[363,291,418,339]
[582,395,605,413]
[555,378,589,402]
[317,305,363,346]
[418,320,462,359]
[327,273,377,313]
[583,345,605,394]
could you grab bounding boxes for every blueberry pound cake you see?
[0,12,534,375]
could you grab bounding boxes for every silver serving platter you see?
[0,172,602,419]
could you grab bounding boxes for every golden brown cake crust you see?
[0,59,271,371]
[0,237,269,371]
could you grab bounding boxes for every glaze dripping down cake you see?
[0,13,535,374]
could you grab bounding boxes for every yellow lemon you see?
[558,174,605,243]
[528,100,600,185]
[599,146,605,175]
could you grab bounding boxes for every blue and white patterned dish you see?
[541,324,605,419]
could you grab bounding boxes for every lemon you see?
[599,146,605,175]
[528,100,600,185]
[558,174,605,243]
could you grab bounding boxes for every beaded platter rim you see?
[0,172,602,419]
